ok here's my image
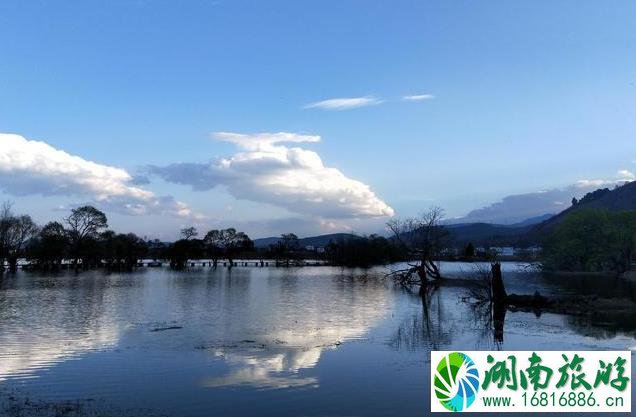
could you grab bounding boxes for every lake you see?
[0,262,634,416]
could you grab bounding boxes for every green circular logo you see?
[433,352,480,412]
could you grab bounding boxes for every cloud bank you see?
[576,169,635,188]
[456,170,635,225]
[147,132,394,219]
[0,133,197,219]
[304,96,382,111]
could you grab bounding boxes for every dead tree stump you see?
[491,262,507,342]
[491,262,507,302]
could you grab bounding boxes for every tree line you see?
[0,202,516,276]
[6,202,629,275]
[0,202,416,272]
[1,203,146,272]
[0,203,258,272]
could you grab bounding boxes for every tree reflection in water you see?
[388,265,636,357]
[389,286,453,352]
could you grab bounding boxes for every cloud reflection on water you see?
[200,270,394,389]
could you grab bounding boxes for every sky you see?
[1,0,635,239]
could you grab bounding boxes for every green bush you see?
[542,209,636,272]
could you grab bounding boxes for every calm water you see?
[0,263,634,416]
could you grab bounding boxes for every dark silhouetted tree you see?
[65,206,108,269]
[167,237,203,269]
[203,230,224,267]
[101,231,148,270]
[0,202,14,272]
[6,214,38,272]
[272,233,299,266]
[326,234,398,267]
[180,226,198,240]
[464,242,475,259]
[208,228,253,268]
[146,239,167,261]
[0,202,39,272]
[387,207,448,296]
[27,221,68,270]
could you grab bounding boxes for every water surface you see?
[0,263,634,416]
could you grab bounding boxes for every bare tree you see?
[387,207,448,294]
[6,215,38,271]
[180,226,198,240]
[0,202,39,272]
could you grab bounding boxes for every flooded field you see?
[0,263,634,416]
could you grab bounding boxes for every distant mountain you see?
[451,186,596,225]
[253,233,361,249]
[444,222,534,247]
[531,181,636,237]
[300,233,362,247]
[434,213,553,247]
[446,212,553,228]
[253,214,555,250]
[251,236,282,248]
[508,213,555,227]
[446,182,636,246]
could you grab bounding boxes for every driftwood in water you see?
[506,291,551,310]
[489,263,608,316]
[506,292,609,316]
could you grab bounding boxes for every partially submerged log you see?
[506,291,551,310]
[490,264,618,316]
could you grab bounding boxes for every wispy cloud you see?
[214,131,320,150]
[304,96,383,111]
[402,94,435,102]
[0,133,200,219]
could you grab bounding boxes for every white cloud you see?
[303,96,382,111]
[456,169,635,225]
[576,169,634,188]
[575,179,612,188]
[454,186,581,225]
[148,132,394,219]
[402,94,435,101]
[0,133,199,219]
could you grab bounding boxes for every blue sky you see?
[1,1,635,239]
